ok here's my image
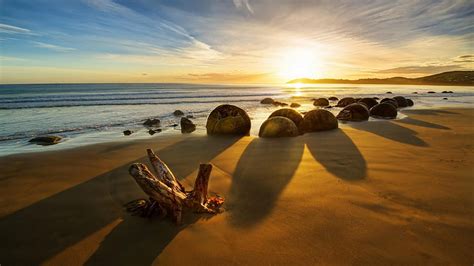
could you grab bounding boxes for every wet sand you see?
[0,108,473,265]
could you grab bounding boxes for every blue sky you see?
[0,0,473,83]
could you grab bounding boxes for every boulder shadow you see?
[305,129,367,181]
[350,121,428,147]
[229,137,304,227]
[395,117,450,130]
[0,135,241,265]
[85,212,207,265]
[401,109,458,116]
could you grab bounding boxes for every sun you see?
[278,48,322,81]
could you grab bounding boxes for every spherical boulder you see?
[206,104,251,135]
[300,109,338,132]
[336,97,356,107]
[290,102,301,108]
[369,103,397,119]
[381,98,398,108]
[358,98,378,109]
[259,117,299,138]
[406,99,414,106]
[313,98,329,107]
[260,98,274,104]
[393,96,408,108]
[336,103,369,122]
[268,108,303,129]
[328,96,339,101]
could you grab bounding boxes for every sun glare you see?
[278,48,322,80]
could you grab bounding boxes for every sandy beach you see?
[0,108,473,265]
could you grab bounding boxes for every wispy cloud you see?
[453,54,474,63]
[0,23,31,34]
[376,65,464,75]
[233,0,254,14]
[33,42,76,52]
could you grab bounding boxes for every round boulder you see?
[260,98,274,104]
[206,104,251,135]
[328,96,339,101]
[290,103,301,108]
[313,98,329,107]
[336,97,356,107]
[406,99,414,106]
[358,98,378,109]
[336,103,369,122]
[370,103,397,119]
[268,108,303,129]
[380,98,398,108]
[300,109,338,132]
[393,96,408,108]
[259,117,299,138]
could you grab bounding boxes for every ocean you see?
[0,83,472,156]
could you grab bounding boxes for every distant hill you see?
[288,71,474,86]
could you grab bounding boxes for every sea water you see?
[0,83,472,156]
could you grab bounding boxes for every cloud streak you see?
[33,42,76,52]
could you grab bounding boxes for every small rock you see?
[181,117,196,133]
[328,96,339,101]
[169,124,178,127]
[325,106,333,109]
[186,115,194,118]
[272,101,288,106]
[173,110,184,116]
[148,129,162,135]
[290,103,301,108]
[442,91,453,93]
[427,91,436,94]
[443,97,448,100]
[29,135,62,145]
[123,130,133,136]
[313,98,329,107]
[143,118,160,127]
[412,92,418,94]
[386,91,392,94]
[260,98,274,104]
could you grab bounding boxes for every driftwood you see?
[125,149,224,224]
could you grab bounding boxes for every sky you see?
[0,0,473,84]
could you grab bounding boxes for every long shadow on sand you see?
[350,121,429,147]
[401,109,458,116]
[229,137,304,227]
[395,117,451,130]
[305,129,367,181]
[0,136,240,265]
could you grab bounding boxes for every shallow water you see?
[0,83,472,156]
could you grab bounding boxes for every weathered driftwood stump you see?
[124,149,224,224]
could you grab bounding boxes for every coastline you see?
[0,107,473,264]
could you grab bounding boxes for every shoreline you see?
[0,107,473,264]
[0,106,466,159]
